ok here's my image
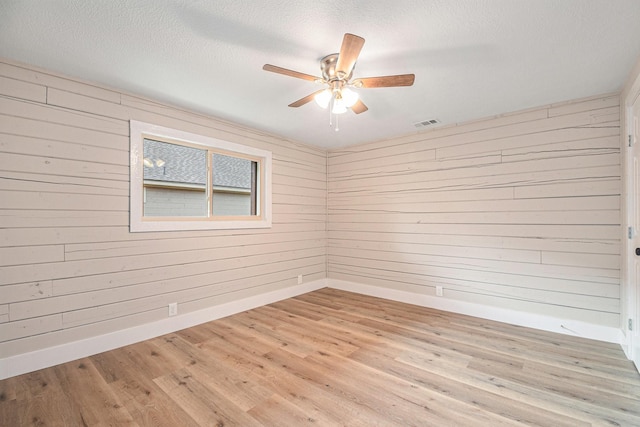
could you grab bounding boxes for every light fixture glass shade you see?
[155,159,166,167]
[332,97,347,114]
[341,88,359,107]
[143,157,154,168]
[314,89,331,109]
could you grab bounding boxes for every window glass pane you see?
[143,138,208,217]
[211,153,257,216]
[130,120,272,231]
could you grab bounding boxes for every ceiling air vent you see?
[414,118,441,128]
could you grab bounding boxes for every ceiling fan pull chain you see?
[328,97,339,131]
[329,96,334,128]
[329,103,333,127]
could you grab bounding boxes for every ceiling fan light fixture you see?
[314,89,332,109]
[341,87,359,108]
[332,96,347,114]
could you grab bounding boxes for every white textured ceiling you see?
[1,1,640,149]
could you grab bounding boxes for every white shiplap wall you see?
[0,59,327,361]
[328,94,621,328]
[0,57,626,376]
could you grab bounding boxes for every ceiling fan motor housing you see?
[320,53,354,82]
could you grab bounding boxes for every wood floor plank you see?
[0,396,18,427]
[260,348,410,427]
[522,359,640,399]
[153,368,263,427]
[269,298,329,321]
[468,356,640,423]
[91,346,201,427]
[201,334,356,426]
[7,369,77,426]
[436,355,640,426]
[53,358,136,426]
[150,332,274,413]
[250,305,361,356]
[111,375,200,427]
[1,288,639,426]
[247,393,331,427]
[353,347,591,427]
[300,349,522,426]
[220,311,315,358]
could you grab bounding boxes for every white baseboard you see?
[2,277,626,380]
[328,279,624,345]
[0,279,326,380]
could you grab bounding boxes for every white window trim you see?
[130,120,272,232]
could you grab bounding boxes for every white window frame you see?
[130,120,272,232]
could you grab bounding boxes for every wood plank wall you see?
[328,94,621,328]
[0,59,327,358]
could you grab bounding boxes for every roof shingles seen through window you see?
[213,154,252,189]
[143,139,206,185]
[143,139,252,189]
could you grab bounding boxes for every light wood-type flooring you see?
[1,288,639,426]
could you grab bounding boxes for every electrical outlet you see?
[168,302,178,316]
[436,286,443,297]
[297,274,303,285]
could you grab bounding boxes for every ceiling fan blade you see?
[288,90,325,108]
[263,64,320,81]
[351,99,368,114]
[355,74,415,88]
[335,33,365,78]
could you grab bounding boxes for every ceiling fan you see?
[263,33,415,127]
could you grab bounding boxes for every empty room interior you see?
[2,1,640,425]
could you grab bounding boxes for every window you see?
[130,121,271,232]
